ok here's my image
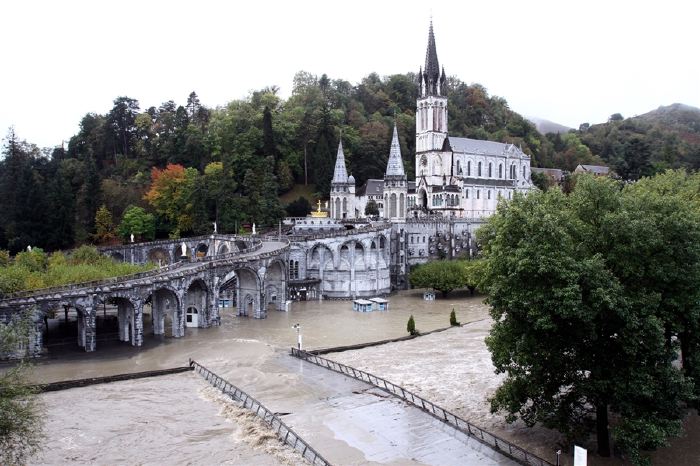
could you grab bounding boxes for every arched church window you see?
[467,161,471,176]
[488,163,493,178]
[478,162,482,177]
[523,165,526,178]
[499,164,503,178]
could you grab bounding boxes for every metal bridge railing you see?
[189,359,332,466]
[290,348,554,466]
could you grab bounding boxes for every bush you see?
[450,308,460,326]
[70,245,102,265]
[14,249,47,273]
[407,315,417,335]
[285,196,312,217]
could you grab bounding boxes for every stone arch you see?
[217,270,238,310]
[334,197,341,220]
[195,243,209,258]
[184,279,208,328]
[399,193,405,218]
[390,193,397,218]
[106,295,140,346]
[110,252,125,262]
[339,243,351,270]
[148,247,170,265]
[308,243,334,270]
[235,267,261,317]
[419,189,428,209]
[149,287,182,338]
[354,241,366,270]
[217,243,230,255]
[263,260,286,311]
[173,244,190,262]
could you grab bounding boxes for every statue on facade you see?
[213,221,217,234]
[181,242,187,257]
[252,223,256,235]
[130,233,134,243]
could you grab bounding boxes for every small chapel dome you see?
[348,174,355,184]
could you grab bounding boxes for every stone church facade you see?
[329,21,533,224]
[311,22,535,292]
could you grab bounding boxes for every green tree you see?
[409,260,466,297]
[93,205,115,244]
[462,259,485,295]
[118,205,155,241]
[144,164,199,238]
[364,200,379,216]
[285,196,312,217]
[407,315,416,335]
[449,308,459,326]
[479,176,697,463]
[0,310,45,465]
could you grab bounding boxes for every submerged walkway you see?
[247,352,518,466]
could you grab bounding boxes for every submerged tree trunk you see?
[596,402,611,457]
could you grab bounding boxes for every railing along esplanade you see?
[190,359,332,466]
[290,348,555,466]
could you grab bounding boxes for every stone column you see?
[133,300,144,346]
[350,244,356,298]
[83,306,97,352]
[117,302,128,342]
[173,297,184,337]
[77,310,85,348]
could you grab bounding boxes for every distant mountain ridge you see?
[525,116,572,135]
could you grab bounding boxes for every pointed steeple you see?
[331,140,348,183]
[385,123,406,177]
[423,20,441,96]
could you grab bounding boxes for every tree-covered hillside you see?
[574,104,700,180]
[2,70,698,253]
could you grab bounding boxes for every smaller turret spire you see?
[385,123,406,177]
[332,140,348,183]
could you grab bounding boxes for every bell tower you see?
[416,21,449,185]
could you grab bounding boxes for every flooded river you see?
[30,290,499,465]
[29,289,485,384]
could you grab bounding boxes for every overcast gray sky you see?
[2,0,698,149]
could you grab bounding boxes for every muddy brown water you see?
[18,289,700,465]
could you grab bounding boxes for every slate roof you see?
[576,164,609,175]
[448,137,527,157]
[531,167,564,182]
[357,179,384,197]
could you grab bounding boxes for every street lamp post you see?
[292,323,302,350]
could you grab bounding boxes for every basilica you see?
[329,22,533,221]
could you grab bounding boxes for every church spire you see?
[423,20,442,96]
[331,139,348,183]
[385,123,406,177]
